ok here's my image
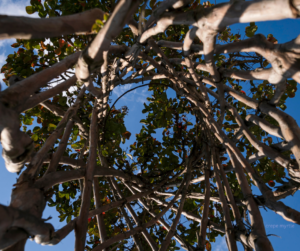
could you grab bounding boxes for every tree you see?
[0,0,300,250]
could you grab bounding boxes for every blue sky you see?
[1,0,300,250]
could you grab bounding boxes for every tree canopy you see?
[0,0,300,251]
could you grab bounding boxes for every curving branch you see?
[140,0,300,44]
[45,120,74,175]
[19,87,86,181]
[0,9,105,40]
[183,27,198,56]
[75,0,140,83]
[0,52,80,108]
[37,156,86,169]
[0,103,33,173]
[17,76,77,113]
[43,220,76,246]
[39,100,89,139]
[145,0,192,28]
[245,114,283,139]
[157,40,203,53]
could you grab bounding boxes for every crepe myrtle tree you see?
[0,0,300,250]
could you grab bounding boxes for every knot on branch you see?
[181,49,193,58]
[291,0,300,17]
[287,163,300,183]
[214,78,223,84]
[76,47,103,83]
[214,68,226,84]
[2,137,34,174]
[256,99,272,113]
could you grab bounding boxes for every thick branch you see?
[18,76,77,113]
[0,9,105,39]
[0,52,80,108]
[75,103,98,251]
[75,0,140,83]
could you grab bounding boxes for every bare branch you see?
[75,102,98,251]
[75,0,140,83]
[17,76,77,113]
[0,9,105,39]
[0,52,80,108]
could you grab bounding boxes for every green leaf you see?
[245,22,258,37]
[91,24,101,33]
[59,214,67,222]
[102,150,109,157]
[73,127,79,136]
[48,123,57,131]
[66,46,74,55]
[103,13,109,21]
[279,104,287,110]
[71,139,86,149]
[26,6,35,15]
[33,126,40,133]
[74,39,83,48]
[31,134,39,141]
[23,116,34,125]
[95,19,104,26]
[24,41,32,50]
[140,119,148,125]
[32,44,40,49]
[38,10,47,18]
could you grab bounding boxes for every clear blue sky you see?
[1,0,300,250]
